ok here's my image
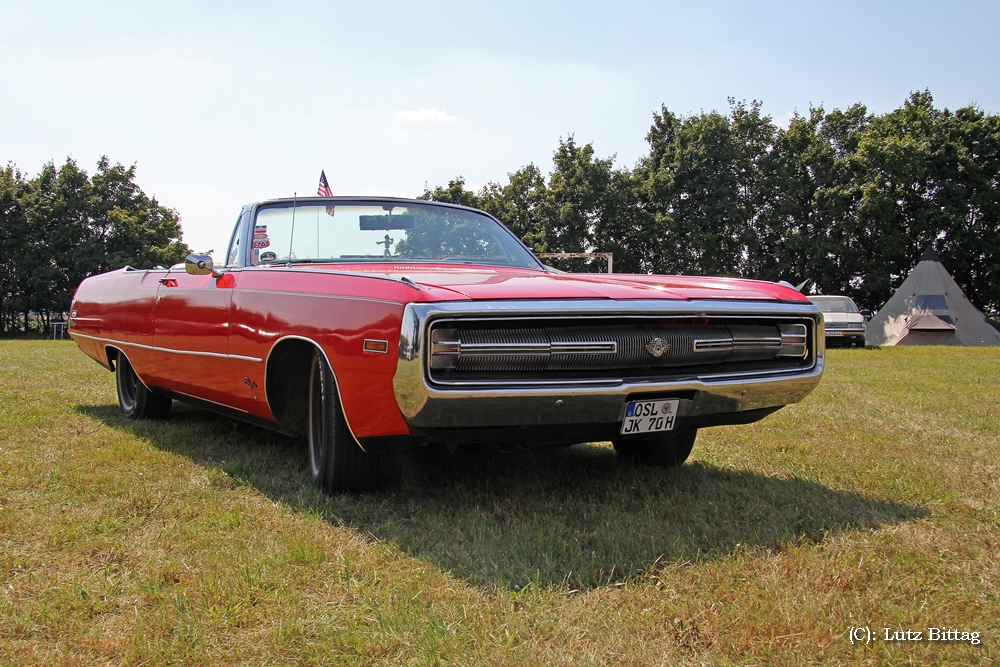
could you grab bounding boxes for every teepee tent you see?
[866,248,1000,346]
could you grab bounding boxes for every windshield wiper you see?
[430,257,509,266]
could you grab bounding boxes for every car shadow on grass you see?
[78,402,927,591]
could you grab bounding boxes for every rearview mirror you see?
[359,214,415,230]
[185,254,221,277]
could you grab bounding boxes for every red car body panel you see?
[227,268,413,435]
[313,264,809,303]
[70,270,159,374]
[70,198,823,454]
[70,262,807,440]
[149,271,236,406]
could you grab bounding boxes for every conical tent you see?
[866,247,1000,346]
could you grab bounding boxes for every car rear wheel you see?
[307,350,380,493]
[115,352,172,419]
[613,429,697,466]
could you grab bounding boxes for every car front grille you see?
[426,317,813,385]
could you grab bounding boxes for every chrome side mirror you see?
[185,254,223,277]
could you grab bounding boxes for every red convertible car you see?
[70,197,825,492]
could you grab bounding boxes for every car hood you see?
[822,313,866,325]
[326,264,809,302]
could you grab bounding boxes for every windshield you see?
[250,201,541,269]
[809,296,860,313]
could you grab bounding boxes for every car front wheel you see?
[115,352,172,419]
[613,429,697,466]
[307,350,380,493]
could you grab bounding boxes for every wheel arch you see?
[104,344,156,392]
[264,336,364,448]
[104,345,120,371]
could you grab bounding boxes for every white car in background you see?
[808,296,866,347]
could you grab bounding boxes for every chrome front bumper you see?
[392,300,825,430]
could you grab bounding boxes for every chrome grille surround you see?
[428,323,801,377]
[393,299,825,430]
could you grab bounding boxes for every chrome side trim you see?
[431,338,618,360]
[239,264,425,291]
[399,298,819,322]
[424,363,812,387]
[695,339,739,352]
[732,336,781,350]
[777,323,808,358]
[552,341,618,355]
[692,337,784,352]
[70,332,263,363]
[231,287,402,306]
[459,342,551,356]
[399,276,421,290]
[170,388,250,413]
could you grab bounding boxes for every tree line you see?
[3,90,997,335]
[0,157,189,335]
[421,91,1000,316]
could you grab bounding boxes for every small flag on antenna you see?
[317,170,335,216]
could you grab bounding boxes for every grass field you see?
[1,341,997,665]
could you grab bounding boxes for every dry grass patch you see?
[1,341,997,665]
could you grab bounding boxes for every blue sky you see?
[2,0,997,254]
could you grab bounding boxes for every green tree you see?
[638,101,780,277]
[843,91,1000,314]
[0,165,29,332]
[1,156,190,334]
[416,92,1000,316]
[478,163,549,251]
[769,104,872,305]
[542,137,611,257]
[421,140,636,273]
[88,157,190,275]
[417,177,482,209]
[920,101,1000,315]
[21,159,93,324]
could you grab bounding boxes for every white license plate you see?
[621,399,680,435]
[826,331,844,336]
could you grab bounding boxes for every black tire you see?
[613,429,697,466]
[115,352,172,419]
[307,350,380,493]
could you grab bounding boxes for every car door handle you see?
[159,278,178,287]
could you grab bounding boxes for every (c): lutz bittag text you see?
[849,627,981,645]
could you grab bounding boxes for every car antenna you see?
[287,192,297,267]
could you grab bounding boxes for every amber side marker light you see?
[363,339,389,354]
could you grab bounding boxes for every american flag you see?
[317,170,335,216]
[317,170,333,196]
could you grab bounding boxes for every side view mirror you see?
[185,254,223,278]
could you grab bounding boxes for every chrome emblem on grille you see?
[645,338,669,357]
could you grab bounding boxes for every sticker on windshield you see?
[260,251,277,262]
